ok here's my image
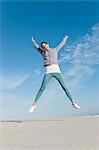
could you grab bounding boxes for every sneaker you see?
[29,105,36,112]
[72,101,80,109]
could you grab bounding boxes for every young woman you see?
[29,35,80,112]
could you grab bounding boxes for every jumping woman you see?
[29,35,80,112]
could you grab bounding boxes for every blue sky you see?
[0,0,99,120]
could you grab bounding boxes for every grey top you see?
[32,36,68,66]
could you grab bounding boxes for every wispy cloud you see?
[32,67,42,76]
[0,66,43,91]
[59,22,99,89]
[0,73,30,90]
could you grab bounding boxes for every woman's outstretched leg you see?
[53,73,80,109]
[53,73,73,102]
[34,74,52,103]
[29,73,52,112]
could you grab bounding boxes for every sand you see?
[0,116,99,150]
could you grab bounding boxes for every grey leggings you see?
[34,73,73,103]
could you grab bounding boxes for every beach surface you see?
[0,116,99,150]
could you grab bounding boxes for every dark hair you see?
[41,42,48,48]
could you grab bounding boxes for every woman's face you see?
[42,43,49,51]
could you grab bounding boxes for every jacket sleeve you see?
[55,36,68,51]
[32,38,44,55]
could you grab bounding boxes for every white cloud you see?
[59,22,99,90]
[32,67,42,76]
[0,65,45,91]
[0,73,30,90]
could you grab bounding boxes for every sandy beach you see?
[0,116,99,150]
